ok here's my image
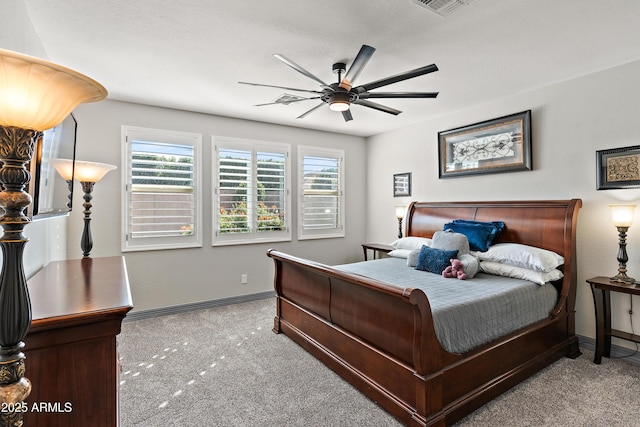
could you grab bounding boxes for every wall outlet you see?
[241,274,248,284]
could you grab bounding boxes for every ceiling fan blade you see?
[253,96,320,107]
[353,100,402,116]
[339,44,376,91]
[357,64,438,92]
[359,91,439,99]
[297,103,325,119]
[273,54,331,88]
[342,109,353,122]
[238,81,322,95]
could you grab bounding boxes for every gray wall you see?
[366,59,640,348]
[70,100,366,312]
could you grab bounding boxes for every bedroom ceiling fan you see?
[238,45,439,122]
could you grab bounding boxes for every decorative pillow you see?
[480,261,563,285]
[415,246,459,275]
[390,236,433,251]
[450,219,505,234]
[458,253,480,279]
[475,243,564,273]
[388,249,411,259]
[407,248,421,267]
[443,220,504,252]
[432,230,470,254]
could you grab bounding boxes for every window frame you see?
[121,125,203,252]
[212,136,291,246]
[297,145,345,240]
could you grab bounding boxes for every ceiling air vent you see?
[411,0,475,17]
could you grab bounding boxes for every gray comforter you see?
[334,257,557,354]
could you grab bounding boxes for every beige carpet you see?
[118,298,640,426]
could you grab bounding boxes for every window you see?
[213,137,290,245]
[298,146,345,240]
[121,126,202,251]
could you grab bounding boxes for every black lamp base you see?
[611,226,635,284]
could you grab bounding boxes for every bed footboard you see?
[268,249,462,424]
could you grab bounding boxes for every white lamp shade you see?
[610,204,636,227]
[395,206,406,219]
[0,49,107,131]
[74,160,117,183]
[49,158,75,181]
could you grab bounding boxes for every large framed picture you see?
[596,145,640,190]
[393,172,411,197]
[438,110,532,178]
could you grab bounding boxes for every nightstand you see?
[587,276,640,364]
[361,243,393,261]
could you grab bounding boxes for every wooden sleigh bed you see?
[267,199,582,426]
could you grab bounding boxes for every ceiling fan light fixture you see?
[329,100,350,112]
[329,91,351,112]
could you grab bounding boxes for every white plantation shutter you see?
[298,146,345,239]
[213,137,290,245]
[122,126,202,251]
[256,151,287,233]
[218,147,252,234]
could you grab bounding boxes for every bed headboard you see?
[406,199,582,259]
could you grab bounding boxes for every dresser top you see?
[28,256,133,330]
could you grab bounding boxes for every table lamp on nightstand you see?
[395,206,406,239]
[610,204,636,284]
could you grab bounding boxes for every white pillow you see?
[390,237,432,251]
[388,249,411,259]
[480,261,563,285]
[474,243,564,273]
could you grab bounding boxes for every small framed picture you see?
[596,145,640,190]
[393,173,411,197]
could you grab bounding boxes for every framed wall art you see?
[438,110,532,178]
[393,172,411,197]
[596,145,640,190]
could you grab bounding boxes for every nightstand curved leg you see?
[590,283,606,364]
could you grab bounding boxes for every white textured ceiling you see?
[22,0,640,137]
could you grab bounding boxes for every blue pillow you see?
[443,220,505,252]
[415,246,459,274]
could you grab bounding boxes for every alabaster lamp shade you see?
[610,204,636,228]
[0,49,107,130]
[50,158,75,181]
[74,161,117,183]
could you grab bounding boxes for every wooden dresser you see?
[23,256,133,427]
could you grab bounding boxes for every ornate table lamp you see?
[610,204,636,284]
[395,205,406,239]
[73,161,116,258]
[0,48,106,426]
